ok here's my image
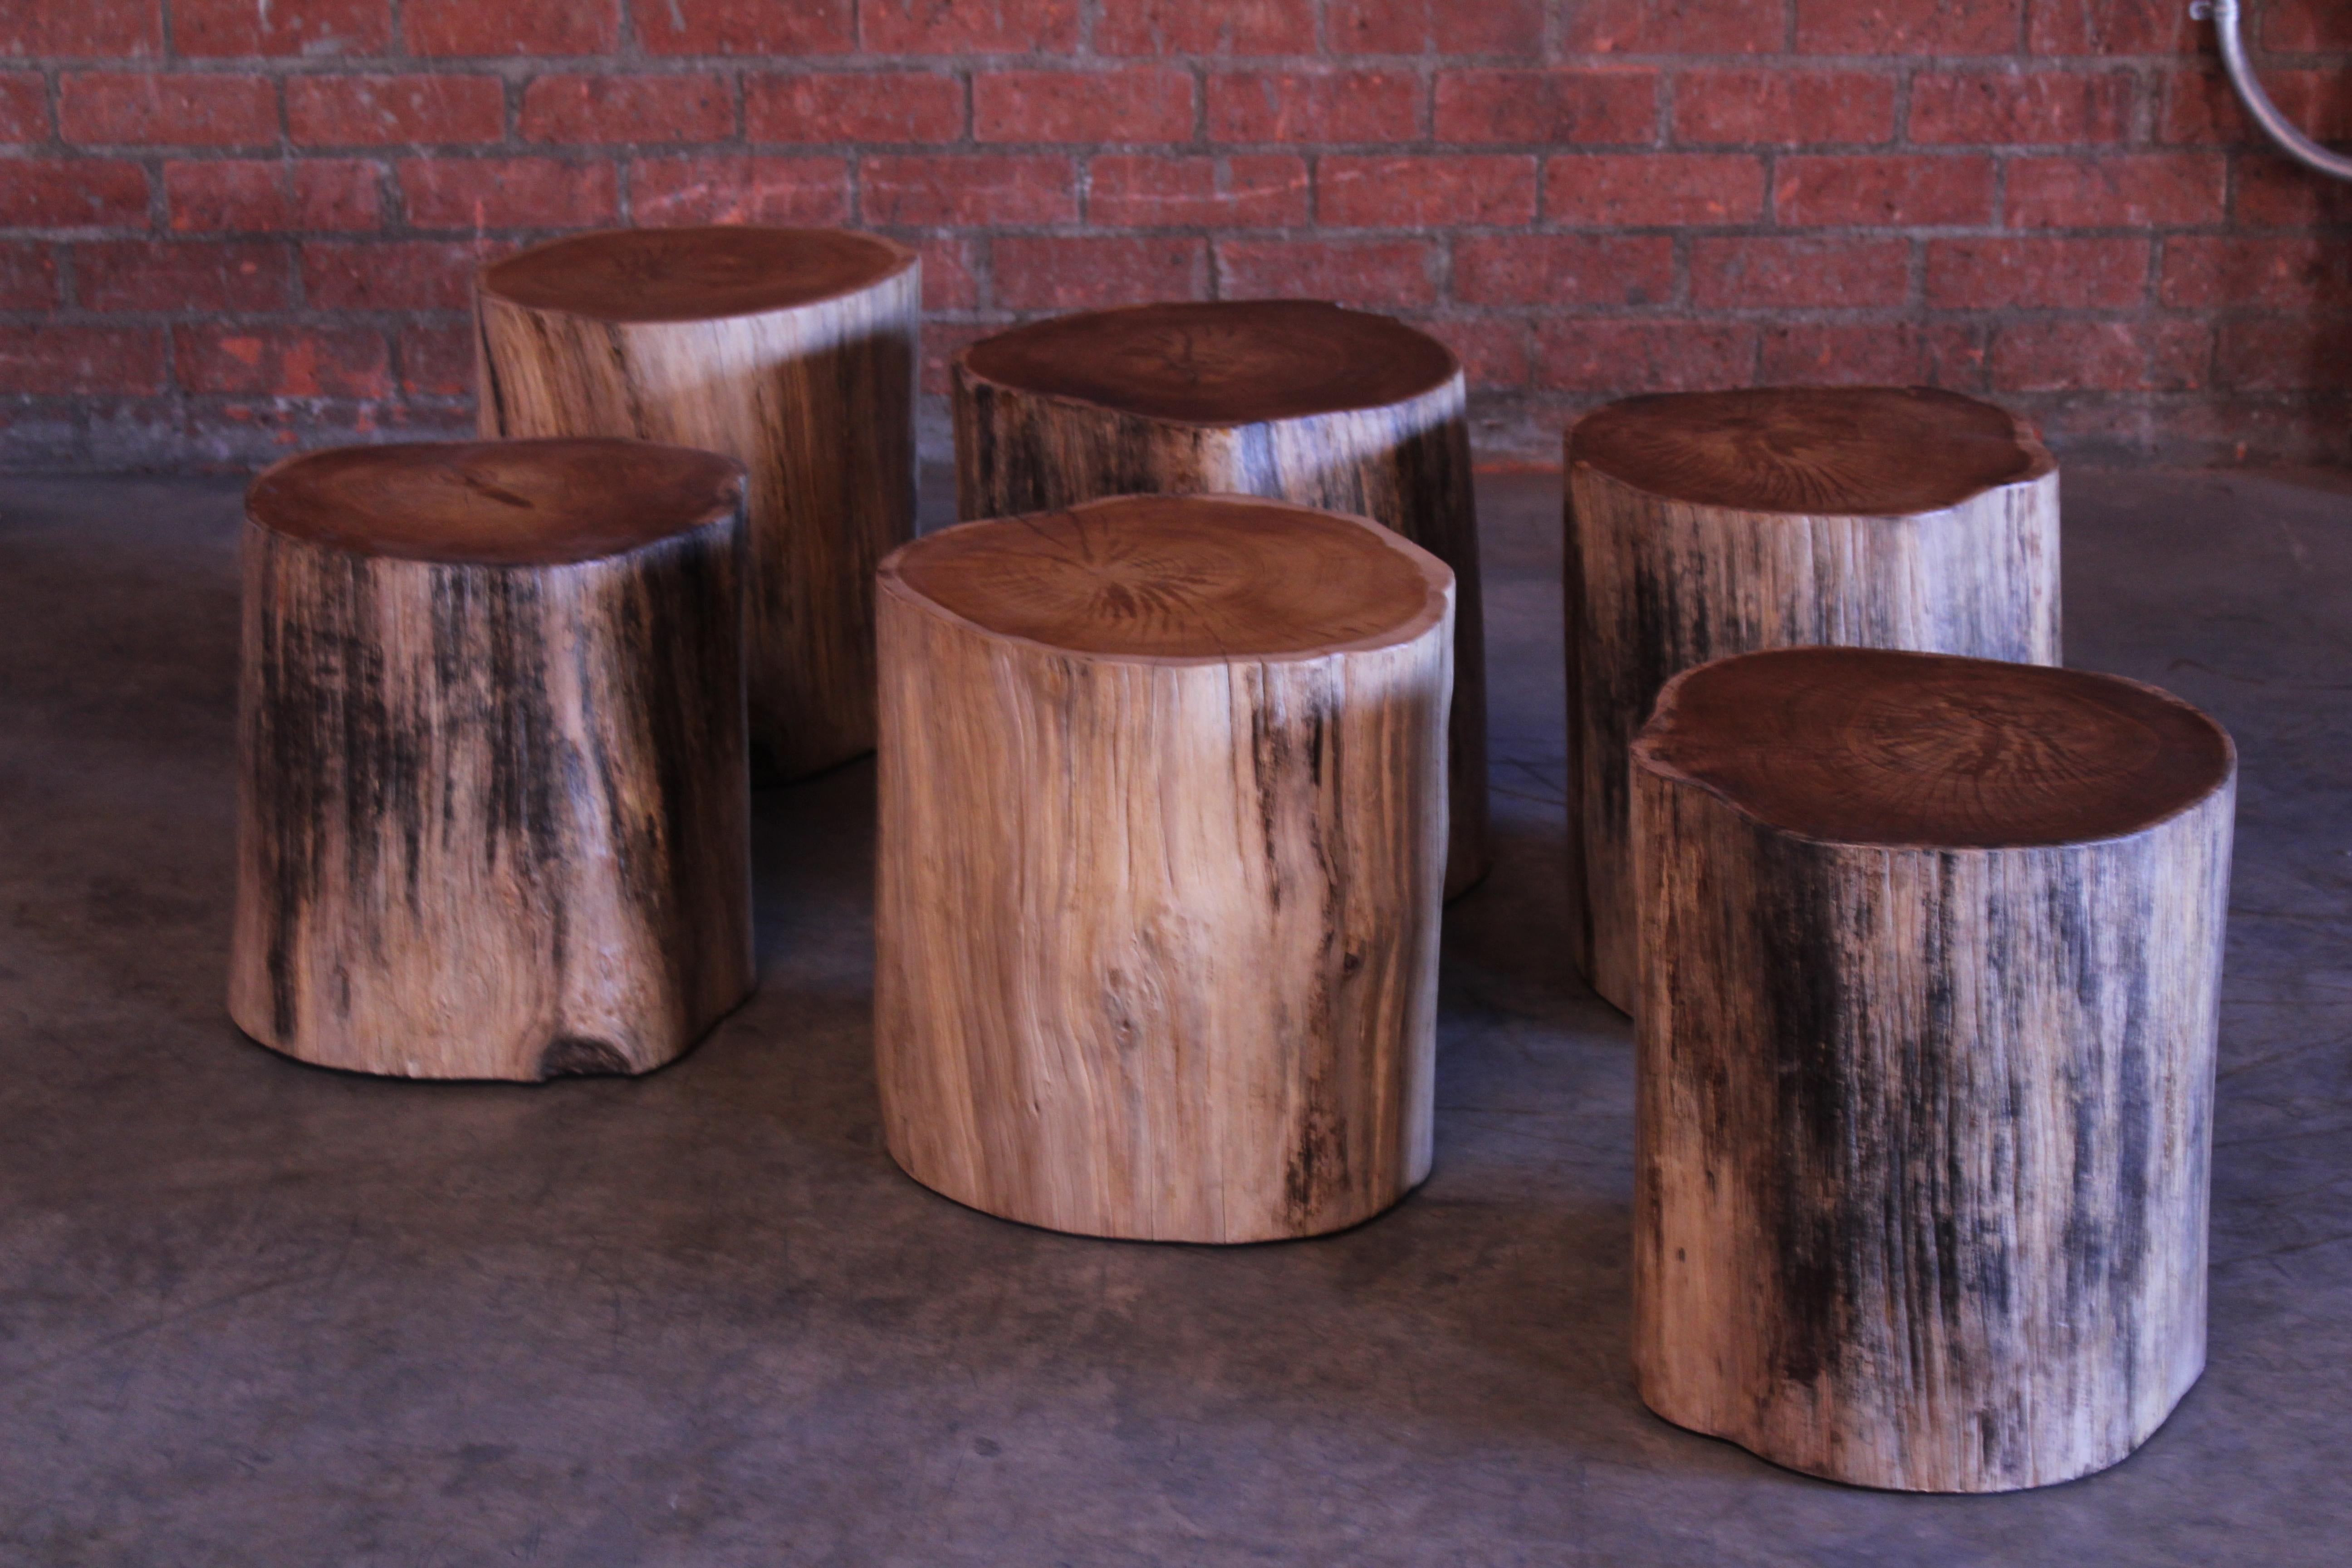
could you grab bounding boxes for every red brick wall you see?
[2,1,2348,469]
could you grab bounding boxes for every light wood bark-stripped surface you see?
[1632,647,2235,1492]
[1566,385,2062,1013]
[230,438,755,1082]
[476,225,917,779]
[954,300,1490,899]
[875,493,1455,1243]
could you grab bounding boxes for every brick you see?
[0,327,167,395]
[0,3,163,59]
[2161,238,2352,309]
[1088,154,1309,226]
[1319,156,1537,227]
[76,241,289,312]
[1992,318,2208,392]
[2260,0,2352,50]
[2028,1,2199,54]
[2161,68,2352,146]
[0,76,44,148]
[289,75,505,147]
[974,70,1195,144]
[913,235,981,309]
[167,160,383,231]
[1415,318,1529,390]
[862,155,1076,225]
[1562,1,1789,55]
[399,157,619,229]
[0,159,150,227]
[1546,153,1764,225]
[749,73,963,143]
[0,243,57,309]
[1926,236,2149,309]
[1214,238,1438,306]
[1452,235,1675,306]
[1795,0,2021,54]
[2219,317,2352,392]
[1435,71,1656,147]
[1207,70,1424,143]
[175,324,392,399]
[1671,70,1895,146]
[1759,322,1985,387]
[1776,156,1995,226]
[60,73,278,147]
[1098,1,1318,54]
[1910,70,2135,144]
[861,0,1081,53]
[993,235,1207,309]
[522,76,735,145]
[630,154,853,225]
[1532,321,1757,393]
[399,322,475,397]
[2005,155,2225,228]
[1691,236,1910,308]
[2233,158,2352,229]
[301,239,501,310]
[1328,0,1544,53]
[404,0,619,54]
[171,0,391,56]
[630,0,855,54]
[923,322,994,396]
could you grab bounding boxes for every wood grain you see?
[229,439,755,1081]
[1632,647,2236,1492]
[1567,385,2061,1013]
[874,494,1454,1243]
[476,225,918,780]
[954,300,1490,899]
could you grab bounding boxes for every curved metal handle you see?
[2192,0,2352,182]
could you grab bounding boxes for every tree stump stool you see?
[1632,647,2236,1492]
[475,225,918,780]
[874,494,1455,1243]
[229,439,755,1082]
[1567,386,2061,1013]
[953,300,1490,900]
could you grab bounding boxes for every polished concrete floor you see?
[2,466,2347,1566]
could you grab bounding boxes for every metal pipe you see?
[2191,0,2352,182]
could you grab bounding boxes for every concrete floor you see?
[1,465,2347,1566]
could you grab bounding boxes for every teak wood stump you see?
[475,225,917,780]
[229,439,755,1082]
[1566,386,2062,1013]
[953,299,1490,900]
[875,493,1454,1243]
[1632,647,2235,1493]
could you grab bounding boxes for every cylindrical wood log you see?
[229,438,755,1081]
[475,225,917,780]
[953,299,1490,900]
[1632,647,2235,1492]
[1567,386,2062,1013]
[875,493,1454,1243]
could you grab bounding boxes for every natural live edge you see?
[1564,385,2063,1014]
[228,440,756,1083]
[873,494,1454,1244]
[952,298,1490,900]
[475,225,919,782]
[1631,647,2236,1492]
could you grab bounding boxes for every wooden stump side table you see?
[875,494,1454,1243]
[475,225,917,780]
[1632,647,2235,1492]
[229,439,755,1082]
[1567,386,2062,1012]
[953,300,1490,900]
